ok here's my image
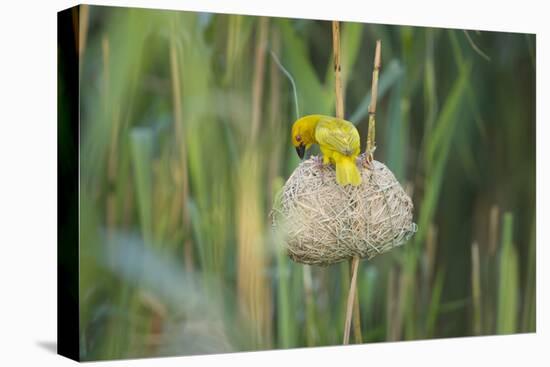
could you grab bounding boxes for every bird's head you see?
[291,115,321,159]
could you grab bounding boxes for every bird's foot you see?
[321,166,328,184]
[363,148,375,169]
[363,154,373,168]
[313,156,331,183]
[313,155,330,170]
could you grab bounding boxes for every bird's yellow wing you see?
[315,116,360,156]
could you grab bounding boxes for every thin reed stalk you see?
[425,223,438,284]
[342,34,382,346]
[332,21,344,119]
[236,152,272,348]
[268,27,282,199]
[170,27,194,272]
[106,106,120,229]
[485,204,500,332]
[101,35,110,114]
[343,256,360,344]
[366,40,381,160]
[268,27,294,348]
[497,212,518,334]
[489,205,500,256]
[250,17,269,140]
[102,35,118,232]
[421,223,437,334]
[236,17,272,349]
[332,20,363,345]
[471,241,482,334]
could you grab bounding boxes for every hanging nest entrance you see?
[272,154,417,266]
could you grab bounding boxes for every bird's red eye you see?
[296,135,302,142]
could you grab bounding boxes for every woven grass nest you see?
[272,154,417,266]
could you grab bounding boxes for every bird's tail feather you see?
[335,157,362,186]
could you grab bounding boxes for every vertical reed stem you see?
[333,20,363,345]
[170,28,194,272]
[366,40,381,160]
[488,205,500,256]
[471,241,482,335]
[268,27,282,200]
[343,256,360,344]
[344,38,382,344]
[332,21,345,119]
[250,17,269,140]
[486,204,500,332]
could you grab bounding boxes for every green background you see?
[71,5,535,360]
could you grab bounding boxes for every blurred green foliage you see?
[72,5,536,361]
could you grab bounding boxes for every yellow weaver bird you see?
[291,114,362,186]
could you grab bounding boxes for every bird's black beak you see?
[295,144,305,159]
